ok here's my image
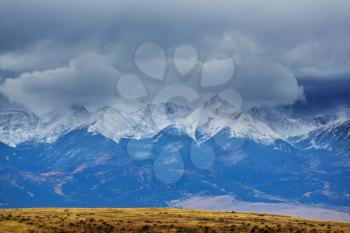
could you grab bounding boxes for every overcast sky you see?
[0,0,349,115]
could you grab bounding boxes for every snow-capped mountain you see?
[295,119,350,155]
[1,112,349,208]
[1,99,349,209]
[0,108,39,147]
[0,97,349,150]
[35,104,92,143]
[88,105,145,141]
[0,102,192,147]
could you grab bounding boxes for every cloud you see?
[0,50,303,114]
[233,58,304,108]
[0,41,88,72]
[0,53,119,114]
[0,0,349,76]
[0,0,348,112]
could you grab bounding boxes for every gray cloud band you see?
[117,42,242,112]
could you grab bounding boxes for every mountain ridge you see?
[1,99,349,150]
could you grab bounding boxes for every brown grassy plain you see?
[0,208,349,233]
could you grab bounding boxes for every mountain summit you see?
[0,100,349,150]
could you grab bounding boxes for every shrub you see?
[141,225,150,230]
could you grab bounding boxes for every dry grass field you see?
[0,208,349,233]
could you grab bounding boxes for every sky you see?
[0,0,349,115]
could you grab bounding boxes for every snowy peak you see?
[0,108,39,146]
[0,102,349,148]
[203,94,240,117]
[35,105,92,143]
[0,108,39,128]
[297,118,350,154]
[88,105,139,141]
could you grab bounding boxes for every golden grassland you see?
[0,208,349,233]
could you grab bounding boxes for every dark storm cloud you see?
[0,0,349,113]
[1,0,349,72]
[294,78,350,114]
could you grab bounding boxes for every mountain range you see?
[0,96,349,211]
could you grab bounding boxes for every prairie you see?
[0,208,349,233]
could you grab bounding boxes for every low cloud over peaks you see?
[0,0,349,113]
[0,53,119,114]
